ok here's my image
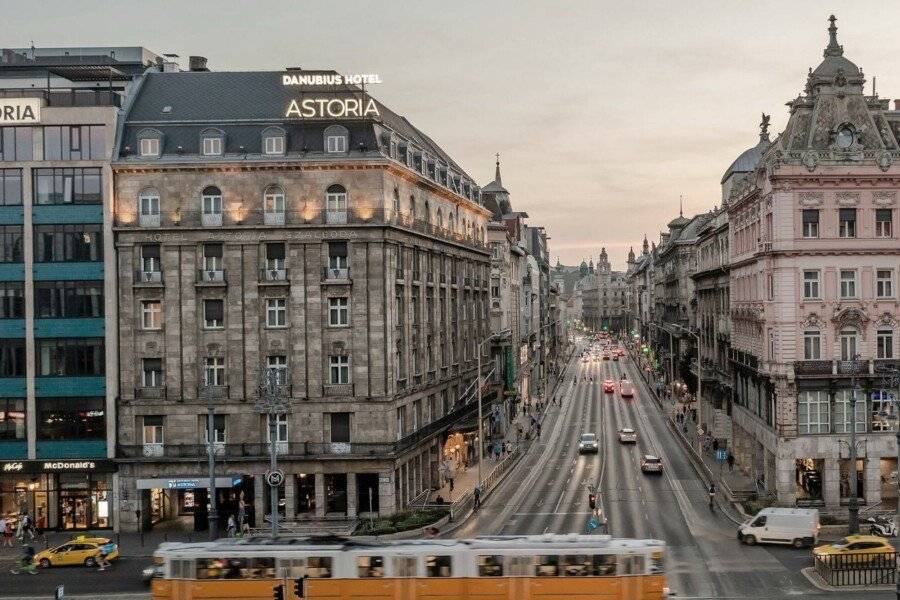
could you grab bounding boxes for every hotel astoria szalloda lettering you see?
[282,72,382,119]
[0,98,41,124]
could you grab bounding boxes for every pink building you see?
[728,16,899,512]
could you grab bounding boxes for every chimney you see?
[188,56,209,72]
[894,99,900,110]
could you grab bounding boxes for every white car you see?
[578,433,599,454]
[640,455,663,473]
[618,428,637,443]
[620,380,635,397]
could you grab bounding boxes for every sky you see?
[7,1,899,268]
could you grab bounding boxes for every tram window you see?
[393,556,417,577]
[506,555,533,576]
[593,554,617,576]
[357,556,384,578]
[562,555,591,576]
[307,556,333,578]
[250,558,276,578]
[650,551,664,574]
[223,558,246,579]
[536,555,559,577]
[197,558,224,579]
[426,555,453,577]
[477,555,504,577]
[282,558,306,578]
[622,555,646,575]
[174,559,194,579]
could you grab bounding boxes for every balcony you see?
[0,87,121,107]
[326,210,348,225]
[118,441,397,460]
[139,213,161,228]
[260,267,289,283]
[142,443,164,458]
[135,386,167,400]
[794,360,836,376]
[135,269,162,285]
[322,266,350,282]
[264,211,286,226]
[875,359,900,373]
[837,359,870,375]
[198,269,226,284]
[201,212,223,227]
[324,383,354,396]
[198,385,229,399]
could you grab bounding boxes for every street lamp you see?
[477,329,511,491]
[844,354,863,535]
[670,322,702,432]
[199,371,219,541]
[255,365,291,538]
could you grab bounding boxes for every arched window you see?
[436,208,443,229]
[200,128,224,156]
[839,327,858,361]
[201,186,222,226]
[325,184,347,224]
[137,128,162,157]
[392,188,400,217]
[264,185,286,225]
[138,188,160,227]
[324,125,349,153]
[262,126,286,155]
[448,214,455,233]
[410,195,416,219]
[423,200,430,224]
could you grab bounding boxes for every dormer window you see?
[262,127,286,155]
[324,125,349,153]
[138,129,162,157]
[201,129,224,156]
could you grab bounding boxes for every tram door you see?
[619,555,645,600]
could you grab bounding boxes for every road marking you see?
[514,512,593,516]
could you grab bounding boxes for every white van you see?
[738,507,819,548]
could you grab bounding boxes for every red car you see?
[603,379,615,393]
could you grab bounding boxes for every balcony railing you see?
[135,386,167,400]
[260,267,289,282]
[837,359,870,375]
[264,211,286,226]
[198,385,229,399]
[0,87,121,107]
[139,213,161,227]
[326,210,348,224]
[198,269,226,283]
[118,441,397,460]
[135,270,162,284]
[201,212,223,227]
[322,266,350,281]
[324,383,354,396]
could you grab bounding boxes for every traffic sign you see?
[697,427,704,436]
[716,449,727,461]
[266,469,285,487]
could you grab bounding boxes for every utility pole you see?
[200,376,218,541]
[256,366,291,538]
[847,354,861,535]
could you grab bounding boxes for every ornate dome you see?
[721,114,771,184]
[811,15,860,79]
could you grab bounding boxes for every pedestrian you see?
[727,452,735,472]
[226,514,237,538]
[506,441,512,455]
[97,540,115,571]
[536,423,542,439]
[449,475,454,492]
[473,485,482,510]
[712,438,720,454]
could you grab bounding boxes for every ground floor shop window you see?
[2,473,112,530]
[297,474,315,515]
[325,473,347,514]
[880,458,898,502]
[795,458,823,502]
[263,478,286,520]
[357,473,379,514]
[59,473,109,529]
[872,390,898,431]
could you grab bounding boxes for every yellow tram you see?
[150,534,668,600]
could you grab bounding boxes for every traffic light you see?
[588,493,597,510]
[273,584,284,600]
[294,578,305,597]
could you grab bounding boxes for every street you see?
[0,557,148,598]
[455,343,897,599]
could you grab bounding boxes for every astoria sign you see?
[0,98,41,124]
[283,72,381,119]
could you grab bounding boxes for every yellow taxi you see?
[34,535,119,568]
[813,535,895,560]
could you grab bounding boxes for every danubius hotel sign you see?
[283,72,381,119]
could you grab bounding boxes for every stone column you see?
[314,472,326,518]
[254,476,265,526]
[284,474,296,521]
[864,457,882,507]
[346,472,357,518]
[379,471,395,516]
[823,457,840,509]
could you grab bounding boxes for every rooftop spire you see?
[824,14,843,57]
[494,152,502,186]
[679,194,683,217]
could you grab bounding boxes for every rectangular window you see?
[0,127,33,161]
[876,209,893,238]
[0,398,25,440]
[877,269,894,299]
[328,297,349,326]
[802,209,819,238]
[0,282,24,318]
[204,414,226,444]
[833,390,867,434]
[33,168,102,205]
[329,355,349,384]
[425,556,452,577]
[264,135,284,155]
[0,169,22,205]
[42,126,105,161]
[201,137,223,156]
[141,244,161,276]
[0,339,25,376]
[37,397,105,440]
[839,208,856,238]
[798,391,830,434]
[204,357,225,387]
[139,137,159,157]
[36,338,104,376]
[330,412,350,443]
[142,358,163,387]
[266,355,287,385]
[266,297,287,327]
[139,193,159,217]
[203,243,223,272]
[328,241,348,273]
[357,556,384,578]
[35,281,104,318]
[803,330,821,360]
[877,329,894,360]
[266,413,288,445]
[33,224,103,262]
[142,415,164,445]
[840,270,857,299]
[802,270,820,299]
[840,330,858,361]
[204,299,224,329]
[202,194,222,215]
[141,300,162,330]
[265,242,285,272]
[0,225,23,263]
[326,135,347,153]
